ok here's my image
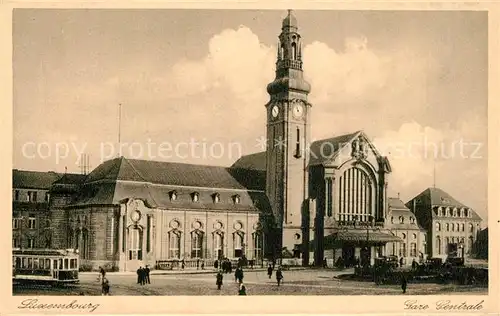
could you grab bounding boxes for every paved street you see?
[13,269,488,296]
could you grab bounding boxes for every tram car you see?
[12,248,80,285]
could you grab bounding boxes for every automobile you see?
[445,256,465,266]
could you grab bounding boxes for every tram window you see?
[45,259,50,269]
[64,258,68,269]
[22,258,27,268]
[53,259,58,269]
[15,257,21,268]
[27,258,32,269]
[70,259,76,269]
[59,259,63,269]
[39,259,44,269]
[33,259,39,269]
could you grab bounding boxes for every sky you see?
[12,9,488,220]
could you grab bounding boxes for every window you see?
[326,178,333,217]
[146,215,151,253]
[451,223,455,231]
[410,243,417,257]
[401,233,406,239]
[461,223,465,232]
[436,222,441,231]
[27,191,31,202]
[32,191,38,202]
[13,218,20,229]
[214,232,224,260]
[468,237,474,254]
[399,216,404,224]
[15,190,19,201]
[445,208,450,216]
[13,237,20,248]
[253,232,263,259]
[169,191,177,201]
[294,127,302,158]
[410,217,415,224]
[45,193,50,202]
[213,193,220,203]
[192,192,199,202]
[169,231,181,259]
[233,195,241,204]
[460,209,464,217]
[233,231,244,258]
[438,207,442,216]
[191,231,204,258]
[399,242,407,257]
[446,223,449,231]
[28,217,36,229]
[469,223,473,233]
[391,217,394,224]
[128,227,143,260]
[28,238,35,248]
[412,233,417,239]
[453,208,457,217]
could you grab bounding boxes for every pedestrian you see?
[214,260,219,270]
[99,266,106,283]
[181,259,185,270]
[197,259,200,270]
[250,260,254,269]
[145,265,151,284]
[201,261,205,270]
[236,267,244,284]
[401,273,407,294]
[267,264,273,279]
[234,267,239,283]
[276,267,283,286]
[399,257,404,268]
[101,278,110,296]
[238,283,247,295]
[216,270,223,290]
[137,267,142,284]
[140,267,146,285]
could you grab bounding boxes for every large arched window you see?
[213,232,224,260]
[253,232,263,260]
[291,42,297,60]
[129,227,143,260]
[191,230,204,259]
[337,167,373,222]
[436,236,441,255]
[168,230,181,259]
[233,231,244,258]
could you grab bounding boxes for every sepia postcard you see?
[0,1,499,315]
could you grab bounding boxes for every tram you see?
[12,248,80,285]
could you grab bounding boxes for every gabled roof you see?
[85,157,265,191]
[54,173,87,185]
[12,170,62,189]
[231,152,266,171]
[409,187,482,220]
[309,131,361,166]
[387,197,421,230]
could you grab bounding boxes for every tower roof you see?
[282,9,298,29]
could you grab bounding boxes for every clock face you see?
[292,104,304,118]
[271,105,279,118]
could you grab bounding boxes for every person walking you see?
[238,283,247,295]
[267,264,273,279]
[236,267,244,284]
[181,259,185,270]
[276,267,283,286]
[401,273,408,294]
[145,265,151,284]
[214,260,219,270]
[99,266,106,284]
[201,261,205,270]
[216,270,223,290]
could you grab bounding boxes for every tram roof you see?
[12,248,78,256]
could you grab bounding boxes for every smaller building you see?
[407,187,482,260]
[12,170,63,249]
[386,197,427,265]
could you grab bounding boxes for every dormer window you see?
[169,191,177,201]
[399,216,404,224]
[437,207,442,216]
[232,194,241,204]
[192,192,199,202]
[453,208,458,217]
[410,217,415,224]
[213,193,220,203]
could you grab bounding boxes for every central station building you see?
[12,10,483,271]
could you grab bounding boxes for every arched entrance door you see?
[127,226,143,271]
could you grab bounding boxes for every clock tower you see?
[265,10,311,260]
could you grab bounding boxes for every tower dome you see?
[282,9,298,30]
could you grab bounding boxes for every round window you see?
[294,233,301,240]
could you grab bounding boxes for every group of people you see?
[215,268,247,295]
[267,264,284,286]
[214,258,234,274]
[137,265,151,285]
